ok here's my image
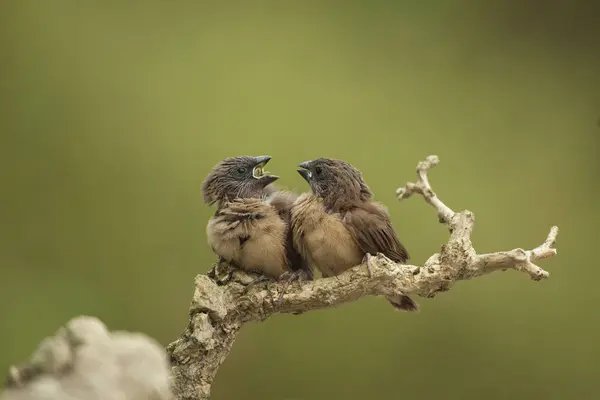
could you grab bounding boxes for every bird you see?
[202,155,312,291]
[290,157,418,312]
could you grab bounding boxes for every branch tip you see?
[544,226,559,247]
[419,155,440,170]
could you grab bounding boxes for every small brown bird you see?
[202,155,312,287]
[291,158,418,312]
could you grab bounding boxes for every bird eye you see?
[237,167,247,174]
[315,166,322,175]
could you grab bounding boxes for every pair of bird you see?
[201,155,418,312]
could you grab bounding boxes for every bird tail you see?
[386,295,420,312]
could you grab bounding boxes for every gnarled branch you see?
[166,155,559,399]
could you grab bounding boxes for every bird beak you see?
[252,155,279,184]
[260,175,279,186]
[253,155,271,166]
[297,161,312,183]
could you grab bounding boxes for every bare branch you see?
[396,155,455,224]
[476,226,558,280]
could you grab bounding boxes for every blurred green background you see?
[1,1,598,399]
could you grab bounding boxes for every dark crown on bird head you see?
[202,155,279,205]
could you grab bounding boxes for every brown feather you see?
[291,194,363,278]
[292,158,418,311]
[203,156,312,280]
[208,198,289,277]
[266,190,313,279]
[343,202,409,263]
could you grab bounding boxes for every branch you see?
[396,155,558,282]
[2,316,172,400]
[166,155,559,399]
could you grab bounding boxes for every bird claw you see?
[275,270,307,307]
[362,253,374,279]
[241,275,273,295]
[242,276,279,309]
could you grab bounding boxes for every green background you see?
[1,1,598,399]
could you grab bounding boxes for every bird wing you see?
[343,203,409,263]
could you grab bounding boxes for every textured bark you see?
[2,156,559,400]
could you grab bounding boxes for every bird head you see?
[297,158,373,208]
[202,155,279,204]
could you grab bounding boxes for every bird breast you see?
[291,194,363,277]
[207,203,290,277]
